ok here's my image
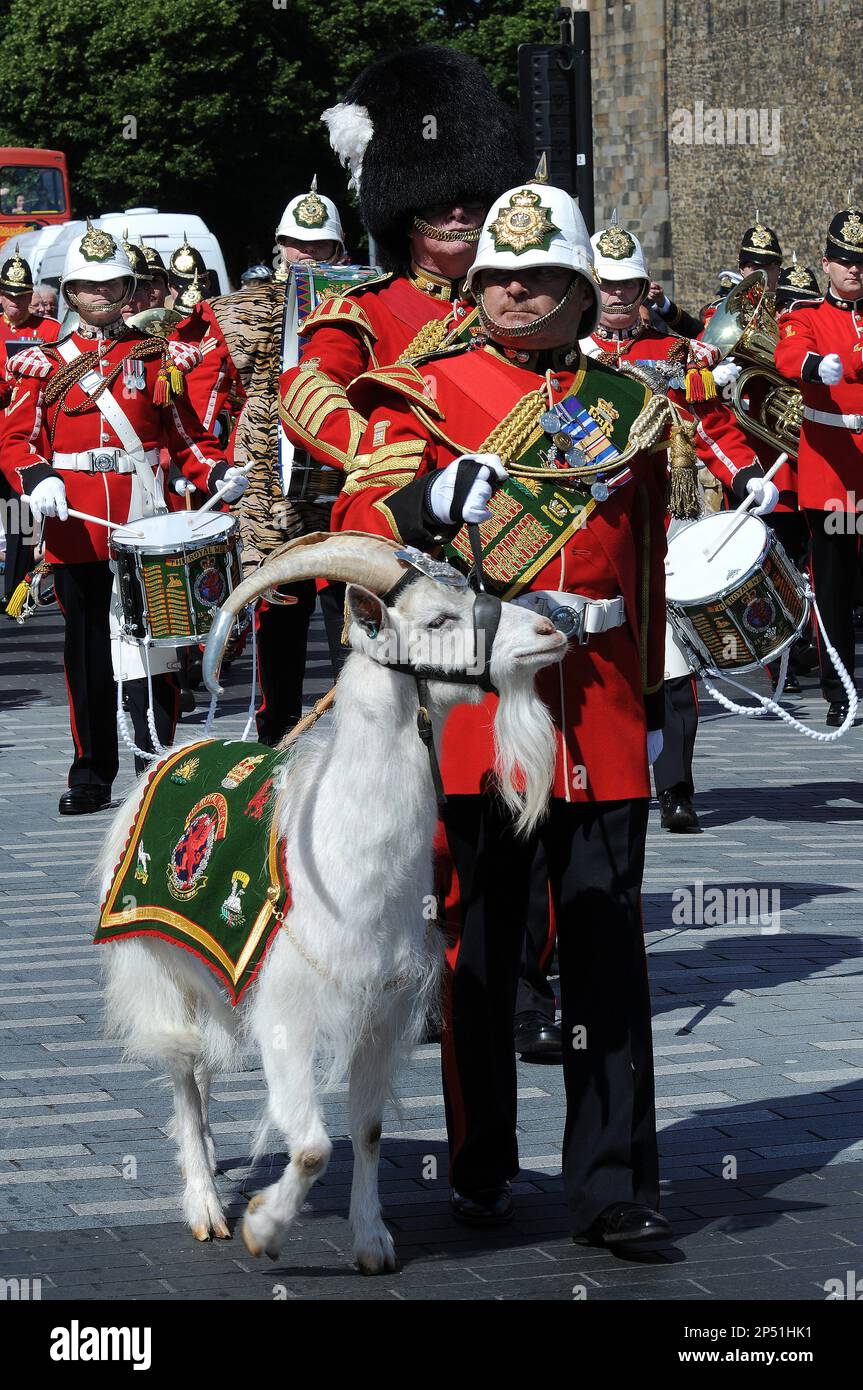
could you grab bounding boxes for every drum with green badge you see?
[111,512,243,648]
[665,512,808,673]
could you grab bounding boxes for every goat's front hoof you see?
[354,1225,398,1275]
[242,1195,282,1260]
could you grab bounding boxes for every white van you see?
[7,208,231,295]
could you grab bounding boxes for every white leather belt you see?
[516,590,627,645]
[803,406,863,432]
[53,447,160,474]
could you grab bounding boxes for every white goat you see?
[96,532,565,1273]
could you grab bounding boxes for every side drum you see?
[665,512,809,674]
[110,512,242,647]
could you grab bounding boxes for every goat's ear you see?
[345,584,390,638]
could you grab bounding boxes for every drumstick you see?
[702,455,788,565]
[22,496,145,538]
[189,462,254,530]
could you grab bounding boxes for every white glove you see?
[428,453,508,525]
[712,360,742,388]
[173,478,197,497]
[647,730,664,764]
[216,466,249,503]
[27,478,68,521]
[746,477,780,516]
[818,353,843,386]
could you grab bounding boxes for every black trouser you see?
[766,511,810,570]
[254,581,317,745]
[440,794,658,1231]
[805,509,859,704]
[515,840,557,1023]
[54,562,179,787]
[653,676,699,797]
[319,581,350,679]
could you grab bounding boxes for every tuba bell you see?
[701,270,803,459]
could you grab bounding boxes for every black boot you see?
[658,784,700,832]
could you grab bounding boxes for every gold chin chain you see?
[412,217,481,243]
[477,276,579,340]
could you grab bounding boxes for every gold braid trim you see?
[43,339,165,409]
[477,389,546,464]
[397,318,451,363]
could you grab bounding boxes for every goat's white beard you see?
[492,672,558,837]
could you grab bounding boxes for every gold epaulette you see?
[301,296,378,344]
[342,438,427,496]
[347,363,444,418]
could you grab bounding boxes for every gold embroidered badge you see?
[596,225,636,260]
[80,219,117,263]
[294,192,329,230]
[840,210,863,248]
[489,189,557,255]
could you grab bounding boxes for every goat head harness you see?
[367,546,503,807]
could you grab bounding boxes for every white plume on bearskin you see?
[321,101,375,193]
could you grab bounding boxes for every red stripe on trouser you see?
[53,581,85,773]
[538,884,556,972]
[690,673,699,714]
[434,818,467,1177]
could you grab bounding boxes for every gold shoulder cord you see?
[397,318,451,363]
[478,389,547,464]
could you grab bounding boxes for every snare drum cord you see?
[240,607,258,742]
[700,589,859,743]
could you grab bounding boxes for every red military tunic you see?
[279,263,472,471]
[171,301,243,436]
[332,342,669,804]
[0,311,60,358]
[580,321,761,501]
[0,325,231,564]
[774,291,863,510]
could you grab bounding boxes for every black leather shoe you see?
[658,785,700,832]
[573,1202,673,1248]
[773,671,801,694]
[515,1014,562,1060]
[826,701,849,728]
[178,686,196,714]
[452,1183,514,1226]
[58,785,112,816]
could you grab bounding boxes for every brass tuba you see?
[701,270,802,458]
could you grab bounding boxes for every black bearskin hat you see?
[322,45,526,270]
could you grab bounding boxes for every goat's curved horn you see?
[203,531,408,696]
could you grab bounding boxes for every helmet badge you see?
[80,218,118,263]
[489,188,557,255]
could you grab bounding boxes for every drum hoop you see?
[110,517,238,560]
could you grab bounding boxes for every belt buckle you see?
[550,603,588,644]
[91,450,118,473]
[852,416,863,434]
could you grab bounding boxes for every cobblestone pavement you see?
[1,606,863,1302]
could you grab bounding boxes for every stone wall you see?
[587,0,863,312]
[589,0,672,286]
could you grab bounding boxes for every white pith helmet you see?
[590,211,649,283]
[275,176,344,247]
[464,183,601,334]
[61,220,136,308]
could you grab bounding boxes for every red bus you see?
[0,148,71,245]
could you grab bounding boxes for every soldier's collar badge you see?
[489,189,556,255]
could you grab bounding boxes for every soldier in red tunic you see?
[0,223,248,813]
[0,245,61,605]
[280,45,523,484]
[583,217,779,831]
[333,181,680,1250]
[774,207,863,725]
